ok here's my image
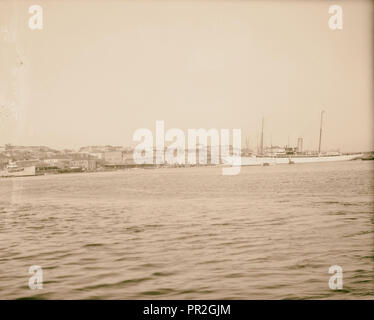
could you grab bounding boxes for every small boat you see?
[361,155,374,161]
[0,162,36,177]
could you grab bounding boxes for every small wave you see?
[83,243,105,248]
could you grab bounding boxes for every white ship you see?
[224,153,363,167]
[224,111,363,166]
[0,162,36,177]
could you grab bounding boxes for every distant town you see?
[0,144,151,175]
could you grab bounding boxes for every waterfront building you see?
[69,159,97,171]
[103,151,123,164]
[43,158,71,168]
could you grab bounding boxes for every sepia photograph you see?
[0,0,373,311]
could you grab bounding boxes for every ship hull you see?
[224,154,363,166]
[0,166,36,177]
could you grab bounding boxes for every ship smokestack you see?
[318,110,325,155]
[260,117,264,155]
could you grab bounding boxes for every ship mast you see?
[260,117,264,155]
[318,110,325,155]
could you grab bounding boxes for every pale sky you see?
[0,0,373,152]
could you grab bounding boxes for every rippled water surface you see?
[0,161,373,299]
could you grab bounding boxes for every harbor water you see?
[0,160,373,299]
